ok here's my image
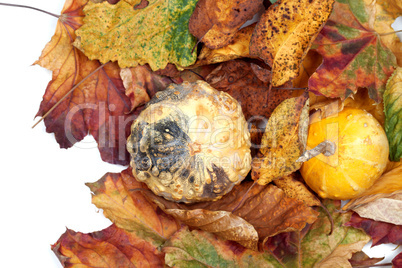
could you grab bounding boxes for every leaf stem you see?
[379,29,402,37]
[0,3,59,18]
[32,63,108,129]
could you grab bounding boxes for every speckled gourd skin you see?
[127,80,251,203]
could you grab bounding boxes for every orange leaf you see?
[35,0,135,165]
[86,168,180,245]
[189,0,264,49]
[53,224,165,267]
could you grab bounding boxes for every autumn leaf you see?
[273,173,321,207]
[52,224,165,267]
[252,92,309,185]
[250,0,334,87]
[370,0,402,66]
[35,0,135,165]
[348,251,384,267]
[144,180,319,249]
[309,0,396,102]
[86,168,180,245]
[384,67,402,161]
[393,252,402,268]
[265,200,371,268]
[163,227,283,268]
[206,60,294,125]
[194,24,256,67]
[345,212,402,247]
[189,0,264,49]
[350,192,402,225]
[120,65,173,112]
[74,0,198,70]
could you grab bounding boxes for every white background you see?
[0,1,400,267]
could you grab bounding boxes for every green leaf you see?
[74,0,198,70]
[163,227,282,268]
[384,67,402,161]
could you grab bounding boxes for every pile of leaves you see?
[28,0,402,266]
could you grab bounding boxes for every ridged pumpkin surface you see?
[300,108,389,199]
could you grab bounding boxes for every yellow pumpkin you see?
[300,107,389,200]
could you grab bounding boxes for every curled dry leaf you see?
[348,251,384,267]
[189,0,264,49]
[120,65,173,112]
[194,24,256,67]
[74,0,198,70]
[273,173,320,207]
[309,0,396,102]
[265,200,371,268]
[250,0,334,87]
[345,212,402,247]
[86,168,180,245]
[163,227,282,268]
[252,92,309,185]
[351,192,402,225]
[35,0,134,165]
[52,224,165,267]
[144,180,319,250]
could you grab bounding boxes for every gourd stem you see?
[296,140,336,163]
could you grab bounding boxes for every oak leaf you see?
[52,224,165,267]
[189,0,264,49]
[384,67,402,161]
[35,0,135,165]
[265,200,371,268]
[251,92,309,185]
[74,0,198,70]
[250,0,335,87]
[163,227,282,268]
[345,212,402,247]
[309,0,396,102]
[144,180,319,249]
[86,168,180,245]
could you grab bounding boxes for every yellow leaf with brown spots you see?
[250,0,335,87]
[252,92,309,185]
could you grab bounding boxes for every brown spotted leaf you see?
[52,224,165,267]
[250,0,334,87]
[251,92,309,185]
[144,180,319,249]
[345,212,402,247]
[86,168,180,245]
[189,0,264,49]
[308,0,396,102]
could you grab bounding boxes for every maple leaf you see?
[251,92,309,185]
[308,0,397,102]
[265,200,371,268]
[189,0,264,49]
[86,168,180,245]
[52,224,165,267]
[250,0,335,87]
[35,0,135,165]
[163,227,283,268]
[144,180,318,249]
[345,212,402,247]
[74,0,198,70]
[384,67,402,161]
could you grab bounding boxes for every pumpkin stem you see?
[296,140,336,163]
